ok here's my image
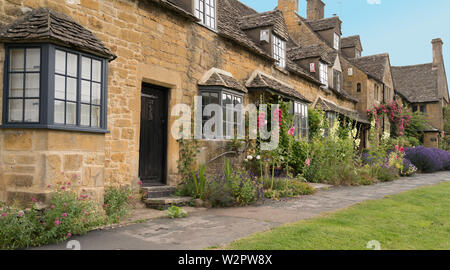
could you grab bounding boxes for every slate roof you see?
[238,10,289,40]
[246,71,310,102]
[341,35,362,49]
[305,17,341,34]
[391,64,439,103]
[288,44,333,64]
[349,53,389,82]
[0,8,116,61]
[315,97,369,124]
[199,68,247,93]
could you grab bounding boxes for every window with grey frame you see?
[2,44,108,132]
[200,88,243,140]
[6,47,41,123]
[194,0,216,30]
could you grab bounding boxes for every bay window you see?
[292,101,309,140]
[2,44,108,132]
[200,87,243,140]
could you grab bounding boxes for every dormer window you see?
[333,33,340,50]
[319,62,328,87]
[194,0,216,30]
[355,49,361,58]
[273,34,286,69]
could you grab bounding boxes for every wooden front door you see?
[139,84,168,186]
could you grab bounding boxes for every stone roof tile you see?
[0,8,116,60]
[238,10,289,40]
[349,53,389,82]
[391,64,439,103]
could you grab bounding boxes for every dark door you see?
[139,84,168,186]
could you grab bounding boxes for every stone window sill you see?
[0,124,109,134]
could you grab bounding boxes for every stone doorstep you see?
[141,186,177,199]
[144,196,193,210]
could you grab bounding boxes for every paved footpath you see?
[36,172,450,250]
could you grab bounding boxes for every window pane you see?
[91,106,101,127]
[55,50,66,74]
[81,80,91,103]
[67,77,77,101]
[55,75,66,99]
[92,82,101,105]
[66,102,77,125]
[8,99,23,122]
[24,99,39,122]
[9,73,24,97]
[10,49,25,72]
[81,104,90,126]
[25,73,40,97]
[26,48,40,72]
[67,53,78,77]
[92,60,101,82]
[82,57,91,79]
[54,100,65,124]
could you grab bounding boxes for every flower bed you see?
[405,146,450,173]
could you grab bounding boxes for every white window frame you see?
[194,0,216,30]
[319,62,328,87]
[355,49,361,58]
[293,101,309,140]
[333,32,340,50]
[273,34,286,69]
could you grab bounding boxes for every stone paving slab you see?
[34,172,450,250]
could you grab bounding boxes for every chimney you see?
[277,0,299,14]
[432,38,444,68]
[307,0,325,20]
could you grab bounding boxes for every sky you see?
[240,0,450,83]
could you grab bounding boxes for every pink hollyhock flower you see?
[62,213,68,218]
[54,219,61,226]
[305,158,311,167]
[1,213,7,217]
[138,180,143,186]
[288,127,295,136]
[395,145,399,151]
[396,155,399,160]
[400,147,405,153]
[66,233,72,239]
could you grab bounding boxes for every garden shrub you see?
[263,178,315,199]
[167,206,187,219]
[0,185,104,250]
[103,185,133,224]
[404,146,448,173]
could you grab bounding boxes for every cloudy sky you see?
[240,0,450,83]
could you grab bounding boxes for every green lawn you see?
[227,182,450,250]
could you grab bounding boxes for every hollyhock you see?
[288,126,295,136]
[54,219,61,226]
[305,158,311,167]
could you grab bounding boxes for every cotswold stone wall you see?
[0,0,355,203]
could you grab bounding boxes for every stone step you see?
[144,196,193,210]
[141,186,177,199]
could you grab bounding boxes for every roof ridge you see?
[392,63,433,69]
[240,9,280,19]
[357,52,389,58]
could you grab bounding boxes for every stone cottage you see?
[0,0,371,205]
[276,0,394,147]
[392,39,449,148]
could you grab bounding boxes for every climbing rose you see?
[54,219,61,226]
[62,213,68,218]
[288,127,295,136]
[66,233,72,239]
[400,147,405,153]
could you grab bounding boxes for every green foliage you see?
[370,166,399,182]
[103,185,133,224]
[0,186,104,250]
[308,107,324,139]
[167,206,187,219]
[177,136,200,182]
[404,111,428,142]
[263,178,315,200]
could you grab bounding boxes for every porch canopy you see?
[315,96,370,124]
[245,70,311,103]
